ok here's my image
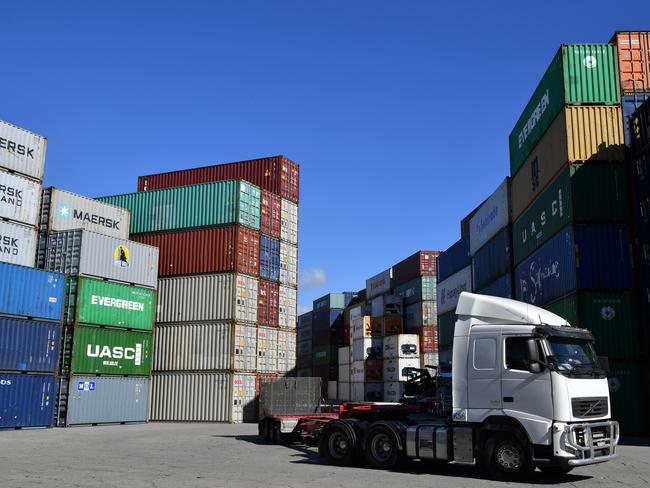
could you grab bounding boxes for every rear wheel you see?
[484,434,533,481]
[364,425,402,469]
[319,425,356,466]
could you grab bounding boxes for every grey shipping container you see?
[42,229,159,289]
[150,372,257,423]
[0,220,37,267]
[153,322,257,372]
[0,169,41,226]
[58,376,149,426]
[0,119,47,181]
[157,274,258,324]
[39,187,131,240]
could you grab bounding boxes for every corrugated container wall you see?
[366,269,393,299]
[259,235,280,282]
[631,97,650,156]
[39,187,131,240]
[258,280,279,327]
[97,179,261,234]
[0,317,60,373]
[392,251,440,288]
[44,230,159,289]
[607,362,649,436]
[477,273,514,299]
[437,266,472,315]
[509,44,620,175]
[622,93,650,145]
[0,220,37,267]
[63,376,149,426]
[137,155,300,204]
[0,120,47,181]
[0,263,64,322]
[279,241,298,287]
[257,326,278,372]
[472,227,512,291]
[279,285,297,329]
[0,374,56,428]
[0,169,41,226]
[280,198,299,245]
[611,31,650,94]
[277,330,297,373]
[156,274,258,324]
[436,237,470,282]
[131,226,258,278]
[260,190,282,238]
[394,276,436,306]
[469,178,510,255]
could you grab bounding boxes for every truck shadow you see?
[216,435,592,484]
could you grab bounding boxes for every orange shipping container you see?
[382,316,403,336]
[611,31,650,94]
[511,105,625,220]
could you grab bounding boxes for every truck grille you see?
[572,397,608,418]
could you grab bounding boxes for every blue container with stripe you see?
[477,273,514,299]
[0,374,57,428]
[437,236,471,282]
[472,226,513,290]
[0,318,61,373]
[0,263,65,322]
[259,235,280,282]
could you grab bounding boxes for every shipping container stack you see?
[36,188,159,426]
[98,156,300,423]
[0,120,62,429]
[296,311,313,376]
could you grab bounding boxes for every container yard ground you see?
[2,423,649,488]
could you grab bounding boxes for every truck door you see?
[467,332,502,412]
[501,336,553,445]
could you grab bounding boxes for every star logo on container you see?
[583,55,597,69]
[58,204,71,219]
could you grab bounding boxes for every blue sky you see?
[2,2,646,313]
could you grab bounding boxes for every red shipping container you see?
[258,280,280,327]
[420,326,439,354]
[131,225,259,277]
[392,250,441,287]
[260,190,281,238]
[611,31,650,93]
[137,155,300,203]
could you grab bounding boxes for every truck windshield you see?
[546,338,603,377]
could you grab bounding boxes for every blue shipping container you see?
[437,236,471,282]
[623,93,650,146]
[472,226,513,290]
[515,225,634,306]
[0,263,65,322]
[0,374,56,428]
[259,235,280,282]
[477,273,514,299]
[0,318,61,373]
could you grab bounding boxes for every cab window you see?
[505,337,531,371]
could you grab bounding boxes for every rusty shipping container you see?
[392,250,440,288]
[260,190,281,238]
[511,105,625,220]
[611,31,650,94]
[131,226,259,278]
[137,155,300,204]
[258,279,279,327]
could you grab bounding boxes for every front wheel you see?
[319,426,357,466]
[364,425,403,469]
[483,434,534,481]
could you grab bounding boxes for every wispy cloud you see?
[299,266,327,289]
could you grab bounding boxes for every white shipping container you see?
[0,220,37,267]
[351,382,383,402]
[404,301,437,331]
[150,372,257,423]
[43,229,159,289]
[352,337,383,362]
[157,274,258,324]
[383,334,420,359]
[0,169,41,226]
[327,380,337,400]
[257,326,279,373]
[338,346,351,365]
[279,241,298,287]
[277,330,297,373]
[436,265,472,315]
[350,360,383,382]
[383,358,420,382]
[338,382,351,401]
[384,382,406,403]
[469,178,510,255]
[153,322,257,372]
[349,304,364,321]
[278,285,297,329]
[366,268,392,299]
[370,294,402,317]
[0,120,47,181]
[421,352,439,369]
[280,198,298,245]
[338,364,350,382]
[40,187,131,240]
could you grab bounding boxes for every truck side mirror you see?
[527,339,541,374]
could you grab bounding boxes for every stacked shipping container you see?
[98,156,299,422]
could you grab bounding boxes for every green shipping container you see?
[68,326,152,375]
[438,311,457,349]
[608,362,649,436]
[512,163,629,264]
[97,179,261,233]
[313,345,338,366]
[394,276,436,306]
[64,277,155,331]
[544,292,639,360]
[510,44,621,176]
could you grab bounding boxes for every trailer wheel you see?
[484,434,533,480]
[319,425,356,466]
[364,425,402,470]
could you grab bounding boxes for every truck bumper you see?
[554,420,619,466]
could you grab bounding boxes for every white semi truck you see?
[260,292,619,480]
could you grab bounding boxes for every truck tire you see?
[261,419,272,442]
[539,466,573,477]
[364,425,402,470]
[483,434,533,481]
[319,425,357,466]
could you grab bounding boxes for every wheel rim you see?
[328,431,350,460]
[370,433,394,464]
[495,440,524,472]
